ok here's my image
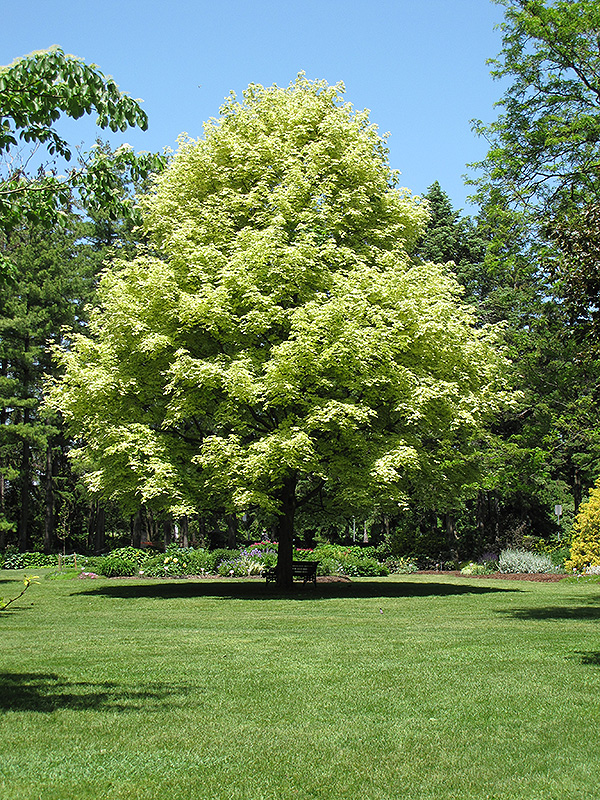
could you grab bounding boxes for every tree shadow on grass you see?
[73,578,522,602]
[573,651,600,666]
[498,603,600,621]
[0,672,198,713]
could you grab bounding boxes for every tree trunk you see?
[572,464,582,515]
[43,444,54,554]
[275,473,297,589]
[162,514,173,549]
[18,419,30,552]
[94,503,106,555]
[142,507,154,546]
[445,512,458,561]
[382,514,390,540]
[18,340,31,552]
[132,508,143,548]
[476,490,486,548]
[226,513,238,549]
[490,492,500,550]
[196,516,208,548]
[179,515,189,548]
[0,470,5,551]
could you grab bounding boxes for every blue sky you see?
[3,0,506,212]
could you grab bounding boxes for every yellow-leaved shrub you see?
[566,479,600,571]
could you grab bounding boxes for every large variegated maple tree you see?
[50,76,508,587]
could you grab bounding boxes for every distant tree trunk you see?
[162,514,173,549]
[382,514,390,540]
[143,507,155,546]
[94,503,106,555]
[0,470,5,551]
[43,444,54,554]
[476,490,486,548]
[445,513,458,560]
[196,516,208,548]
[275,473,296,589]
[18,341,31,552]
[179,515,189,548]
[572,464,582,515]
[0,359,7,551]
[226,513,238,549]
[490,492,500,550]
[18,416,30,552]
[132,508,143,548]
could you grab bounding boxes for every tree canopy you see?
[473,0,600,212]
[50,76,510,586]
[472,0,600,338]
[0,47,163,242]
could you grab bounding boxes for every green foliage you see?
[0,47,153,235]
[50,76,510,588]
[384,556,419,574]
[216,547,276,577]
[97,546,145,578]
[474,0,600,215]
[460,561,494,576]
[472,0,600,342]
[207,549,241,572]
[566,478,600,571]
[143,547,215,577]
[0,46,148,156]
[1,551,58,569]
[498,548,557,574]
[311,543,388,577]
[0,217,101,551]
[413,181,487,301]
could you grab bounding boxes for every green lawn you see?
[1,570,599,800]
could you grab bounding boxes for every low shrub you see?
[208,549,241,573]
[217,546,277,577]
[311,544,388,577]
[97,547,145,578]
[584,565,600,575]
[385,556,419,574]
[460,561,494,576]
[2,551,59,570]
[498,548,557,574]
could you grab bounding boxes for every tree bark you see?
[162,514,173,549]
[43,443,54,554]
[476,490,486,548]
[572,464,582,515]
[444,512,458,561]
[94,503,106,555]
[179,515,189,548]
[132,507,143,548]
[226,513,238,549]
[490,492,500,550]
[0,470,5,551]
[18,413,30,552]
[275,473,297,589]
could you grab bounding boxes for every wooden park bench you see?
[264,560,318,586]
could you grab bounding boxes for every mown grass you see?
[1,570,599,800]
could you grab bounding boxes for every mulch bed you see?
[416,570,565,582]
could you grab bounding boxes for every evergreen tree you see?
[0,218,99,550]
